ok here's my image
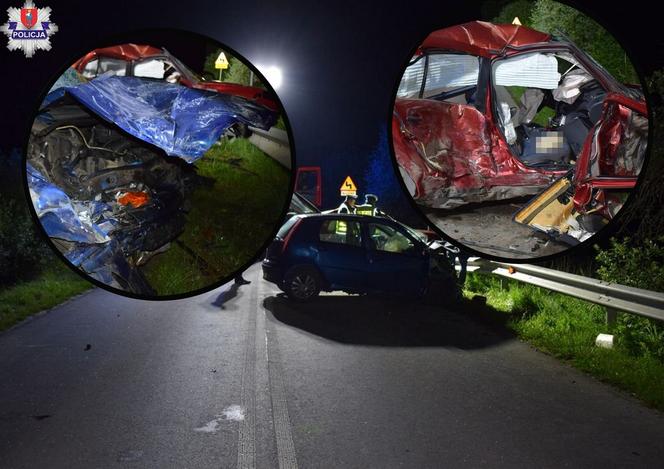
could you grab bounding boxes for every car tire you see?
[283,266,321,301]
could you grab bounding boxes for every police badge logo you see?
[1,1,58,58]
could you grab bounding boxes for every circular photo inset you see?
[391,10,648,260]
[26,33,293,297]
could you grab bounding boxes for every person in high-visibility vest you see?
[355,194,382,216]
[336,194,357,214]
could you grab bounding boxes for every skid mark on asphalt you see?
[237,274,258,468]
[233,265,299,469]
[262,280,299,469]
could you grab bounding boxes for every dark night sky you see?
[2,0,660,153]
[1,0,661,239]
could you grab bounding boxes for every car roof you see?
[72,44,163,72]
[419,21,551,58]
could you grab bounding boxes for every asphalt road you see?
[1,263,663,468]
[423,199,569,259]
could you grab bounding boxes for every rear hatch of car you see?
[265,215,303,261]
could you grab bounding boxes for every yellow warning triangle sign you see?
[339,176,357,193]
[215,52,229,70]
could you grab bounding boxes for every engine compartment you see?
[28,103,199,294]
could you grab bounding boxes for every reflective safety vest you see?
[355,204,376,216]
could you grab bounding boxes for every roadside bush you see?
[0,198,51,285]
[530,0,638,84]
[596,238,664,362]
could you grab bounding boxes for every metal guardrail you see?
[460,258,664,323]
[248,126,291,169]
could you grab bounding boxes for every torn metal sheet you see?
[41,75,277,163]
[27,92,203,294]
[27,163,111,245]
[28,163,152,292]
[393,99,556,209]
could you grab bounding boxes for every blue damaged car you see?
[27,74,278,294]
[262,213,459,302]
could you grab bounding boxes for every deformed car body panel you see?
[515,92,648,242]
[393,98,558,209]
[28,75,279,294]
[28,163,153,292]
[71,43,279,110]
[42,75,278,163]
[394,21,648,243]
[419,21,551,58]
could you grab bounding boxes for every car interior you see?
[367,223,415,254]
[491,51,607,169]
[397,51,607,170]
[318,219,362,247]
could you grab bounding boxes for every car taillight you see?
[281,218,303,253]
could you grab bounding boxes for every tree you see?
[610,70,664,242]
[490,0,534,25]
[530,0,637,84]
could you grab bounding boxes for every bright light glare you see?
[256,65,282,90]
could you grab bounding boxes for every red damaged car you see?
[392,21,648,242]
[72,44,278,110]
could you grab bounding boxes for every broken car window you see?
[397,53,480,103]
[397,56,425,98]
[81,58,99,79]
[423,54,480,101]
[133,58,167,79]
[494,53,560,89]
[97,57,127,77]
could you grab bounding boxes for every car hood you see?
[42,75,278,163]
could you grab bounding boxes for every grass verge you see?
[0,264,92,332]
[141,137,290,295]
[462,272,664,411]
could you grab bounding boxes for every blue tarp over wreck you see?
[42,75,278,163]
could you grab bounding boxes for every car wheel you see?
[284,266,321,301]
